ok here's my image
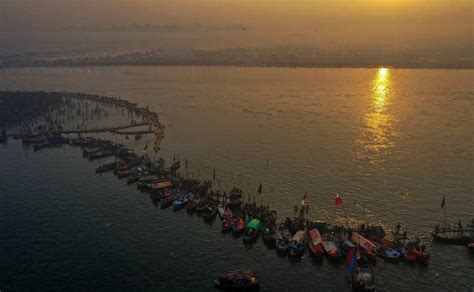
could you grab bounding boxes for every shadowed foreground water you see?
[0,67,473,290]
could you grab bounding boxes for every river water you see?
[0,67,473,290]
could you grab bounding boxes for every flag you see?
[301,192,308,206]
[335,193,343,206]
[346,248,356,272]
[441,196,445,209]
[257,183,262,194]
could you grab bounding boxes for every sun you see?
[379,67,388,76]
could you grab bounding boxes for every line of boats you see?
[14,134,474,291]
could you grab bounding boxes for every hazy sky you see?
[0,0,472,53]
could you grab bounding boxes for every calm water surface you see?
[0,67,473,290]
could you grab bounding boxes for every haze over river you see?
[1,67,472,290]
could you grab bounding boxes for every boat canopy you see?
[246,219,262,231]
[292,230,306,242]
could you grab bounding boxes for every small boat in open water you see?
[214,270,259,291]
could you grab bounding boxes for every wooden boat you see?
[218,204,232,219]
[308,228,325,257]
[243,219,263,244]
[352,232,378,261]
[186,198,199,213]
[403,240,430,264]
[222,217,233,233]
[289,230,307,257]
[203,204,218,221]
[196,201,207,215]
[323,240,342,261]
[376,245,400,263]
[231,216,246,237]
[160,193,178,209]
[214,270,259,291]
[432,230,472,245]
[352,264,375,292]
[261,226,276,248]
[172,193,192,211]
[116,170,131,179]
[149,180,173,191]
[275,229,292,255]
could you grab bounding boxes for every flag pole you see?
[342,202,349,226]
[444,199,447,228]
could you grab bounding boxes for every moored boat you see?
[351,232,378,261]
[275,228,292,255]
[308,228,325,257]
[243,219,263,244]
[403,239,430,264]
[172,193,192,211]
[160,193,178,209]
[289,230,307,257]
[323,239,342,261]
[218,203,233,219]
[231,216,246,237]
[352,264,375,292]
[214,270,259,291]
[203,204,218,221]
[376,245,400,263]
[261,226,276,248]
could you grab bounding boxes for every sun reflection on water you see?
[356,67,395,167]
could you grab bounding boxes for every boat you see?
[376,245,400,263]
[261,226,276,248]
[222,217,233,233]
[289,230,307,257]
[308,228,325,257]
[203,204,218,221]
[231,216,246,237]
[218,204,233,219]
[172,193,192,211]
[403,239,430,264]
[432,230,472,245]
[351,232,378,261]
[214,270,259,291]
[186,198,199,213]
[243,219,263,244]
[275,228,292,255]
[352,264,375,292]
[160,193,178,209]
[196,201,207,215]
[116,170,131,179]
[323,239,342,261]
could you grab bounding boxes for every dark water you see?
[1,67,473,290]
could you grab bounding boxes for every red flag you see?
[335,193,343,206]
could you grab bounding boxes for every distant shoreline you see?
[1,62,473,70]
